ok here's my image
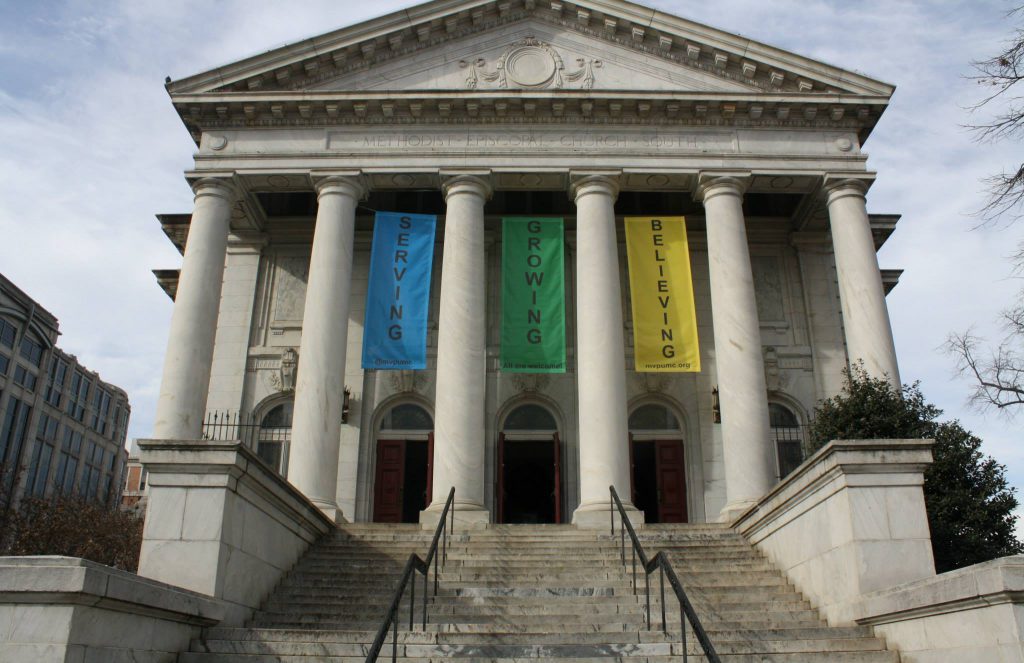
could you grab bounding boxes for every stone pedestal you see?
[153,178,234,440]
[288,174,364,522]
[825,174,901,387]
[697,173,774,522]
[734,439,936,625]
[570,174,642,528]
[423,174,492,527]
[137,439,334,626]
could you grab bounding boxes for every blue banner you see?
[362,212,437,370]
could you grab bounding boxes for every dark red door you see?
[655,440,688,523]
[496,433,506,523]
[425,432,434,508]
[373,440,405,523]
[552,433,562,524]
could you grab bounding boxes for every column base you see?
[420,500,490,530]
[572,499,645,530]
[718,499,758,524]
[310,499,348,524]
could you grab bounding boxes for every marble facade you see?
[151,0,903,526]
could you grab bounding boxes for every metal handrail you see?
[365,487,456,663]
[609,486,721,663]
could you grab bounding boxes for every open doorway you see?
[629,404,688,524]
[373,403,433,523]
[496,404,562,524]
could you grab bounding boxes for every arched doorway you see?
[373,403,433,523]
[256,401,292,476]
[628,403,688,524]
[770,403,805,479]
[497,403,562,524]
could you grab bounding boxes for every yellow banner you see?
[624,217,700,372]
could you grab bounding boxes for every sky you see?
[0,1,1020,515]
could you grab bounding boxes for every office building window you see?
[66,372,90,422]
[45,357,68,407]
[0,397,31,492]
[19,336,43,367]
[13,364,37,391]
[0,318,15,349]
[54,428,83,495]
[26,413,58,497]
[91,389,111,434]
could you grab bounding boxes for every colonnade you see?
[152,170,901,524]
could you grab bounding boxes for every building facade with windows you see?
[151,0,902,528]
[0,273,130,510]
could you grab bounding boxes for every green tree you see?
[809,366,1023,573]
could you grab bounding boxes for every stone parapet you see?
[137,439,335,625]
[858,555,1024,662]
[0,556,224,663]
[733,438,936,625]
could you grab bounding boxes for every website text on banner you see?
[500,217,566,373]
[362,212,437,370]
[624,216,700,372]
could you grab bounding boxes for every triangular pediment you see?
[310,21,758,93]
[167,0,894,99]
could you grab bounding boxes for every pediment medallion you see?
[461,37,602,90]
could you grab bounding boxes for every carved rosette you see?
[388,370,429,395]
[461,37,601,90]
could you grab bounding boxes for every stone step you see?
[183,654,897,663]
[210,625,876,643]
[190,640,892,658]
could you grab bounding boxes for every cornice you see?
[172,90,886,145]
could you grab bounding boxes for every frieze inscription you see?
[329,130,737,153]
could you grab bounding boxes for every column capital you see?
[693,171,751,203]
[311,171,368,200]
[190,177,237,202]
[441,171,493,200]
[823,172,875,205]
[569,171,621,202]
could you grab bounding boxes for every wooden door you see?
[373,440,405,523]
[425,432,434,507]
[496,433,506,524]
[552,433,562,524]
[655,440,688,523]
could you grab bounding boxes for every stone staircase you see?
[180,523,897,662]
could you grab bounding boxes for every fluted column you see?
[423,174,492,527]
[570,174,641,528]
[696,173,774,522]
[153,177,235,440]
[825,175,901,387]
[289,174,365,522]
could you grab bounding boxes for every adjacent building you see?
[0,273,130,509]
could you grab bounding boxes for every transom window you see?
[628,404,680,431]
[0,318,16,349]
[19,336,43,367]
[502,404,556,432]
[380,403,432,431]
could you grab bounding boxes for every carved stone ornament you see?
[461,37,602,90]
[510,373,551,394]
[265,348,299,393]
[629,372,670,395]
[763,347,792,392]
[388,370,428,395]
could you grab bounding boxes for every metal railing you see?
[366,487,456,663]
[609,486,721,663]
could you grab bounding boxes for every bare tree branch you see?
[969,8,1024,225]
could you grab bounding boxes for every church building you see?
[152,0,902,529]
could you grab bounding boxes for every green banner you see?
[501,217,566,373]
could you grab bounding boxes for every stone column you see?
[570,174,640,528]
[288,174,365,522]
[153,178,235,440]
[423,174,492,527]
[825,175,901,387]
[696,173,774,522]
